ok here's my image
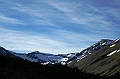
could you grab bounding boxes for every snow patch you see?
[117,49,120,52]
[102,42,106,45]
[113,38,120,43]
[107,50,117,56]
[67,61,72,65]
[42,62,49,65]
[77,54,87,62]
[59,58,68,62]
[110,44,116,48]
[61,62,66,65]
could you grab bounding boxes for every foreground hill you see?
[73,38,120,77]
[0,55,115,79]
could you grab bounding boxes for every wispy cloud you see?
[43,0,108,26]
[11,3,61,26]
[52,28,116,44]
[0,13,24,24]
[44,0,120,28]
[0,0,59,26]
[0,27,87,54]
[1,27,113,54]
[43,0,120,37]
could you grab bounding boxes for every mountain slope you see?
[67,39,114,66]
[0,46,20,58]
[73,38,120,76]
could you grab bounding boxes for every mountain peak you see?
[73,38,120,76]
[28,51,40,54]
[67,39,114,65]
[98,39,114,45]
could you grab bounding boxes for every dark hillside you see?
[0,55,116,79]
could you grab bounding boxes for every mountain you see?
[0,39,114,65]
[12,39,114,65]
[13,51,77,65]
[0,46,20,58]
[73,38,120,76]
[0,46,76,65]
[66,39,114,66]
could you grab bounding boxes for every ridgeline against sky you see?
[0,0,120,54]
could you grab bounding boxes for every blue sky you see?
[0,0,120,54]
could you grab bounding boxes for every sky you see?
[0,0,120,54]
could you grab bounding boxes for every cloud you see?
[44,0,120,31]
[44,0,119,38]
[11,3,61,26]
[52,29,115,43]
[0,27,87,54]
[43,0,109,26]
[1,27,112,54]
[32,19,57,26]
[0,13,24,24]
[4,0,118,28]
[0,0,60,26]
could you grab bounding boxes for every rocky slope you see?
[73,38,120,76]
[67,39,114,66]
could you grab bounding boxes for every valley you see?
[0,38,120,79]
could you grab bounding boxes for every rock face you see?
[73,38,120,76]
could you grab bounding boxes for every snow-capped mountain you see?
[0,39,115,65]
[73,38,120,76]
[66,39,114,65]
[0,46,76,65]
[13,39,114,65]
[13,51,76,65]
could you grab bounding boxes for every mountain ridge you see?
[0,39,115,65]
[73,38,120,76]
